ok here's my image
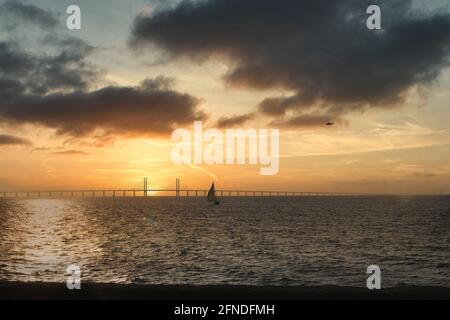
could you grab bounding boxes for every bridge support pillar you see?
[175,178,180,197]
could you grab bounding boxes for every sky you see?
[0,0,450,194]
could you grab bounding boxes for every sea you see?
[0,196,449,288]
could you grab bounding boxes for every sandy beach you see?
[1,281,449,300]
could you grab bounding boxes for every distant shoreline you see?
[1,281,449,300]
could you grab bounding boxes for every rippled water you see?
[0,196,449,287]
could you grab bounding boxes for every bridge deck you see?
[0,189,367,198]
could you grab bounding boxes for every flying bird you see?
[326,122,334,126]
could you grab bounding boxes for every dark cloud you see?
[1,0,58,29]
[217,113,254,128]
[31,43,97,94]
[0,39,97,95]
[0,1,97,95]
[140,75,176,91]
[0,42,33,77]
[0,2,206,139]
[0,79,205,137]
[0,134,31,146]
[131,0,450,127]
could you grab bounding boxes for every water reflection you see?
[0,199,108,282]
[0,196,449,287]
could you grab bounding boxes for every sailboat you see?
[207,182,220,205]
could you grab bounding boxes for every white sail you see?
[207,182,219,204]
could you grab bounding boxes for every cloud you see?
[0,39,97,95]
[0,0,58,30]
[412,172,436,178]
[0,1,97,95]
[0,78,206,137]
[0,134,31,146]
[140,75,176,90]
[270,114,346,128]
[31,146,64,152]
[131,0,450,127]
[0,1,206,139]
[32,147,53,152]
[216,113,254,128]
[51,150,88,156]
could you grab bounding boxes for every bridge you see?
[0,178,367,198]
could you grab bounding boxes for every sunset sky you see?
[0,0,450,194]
